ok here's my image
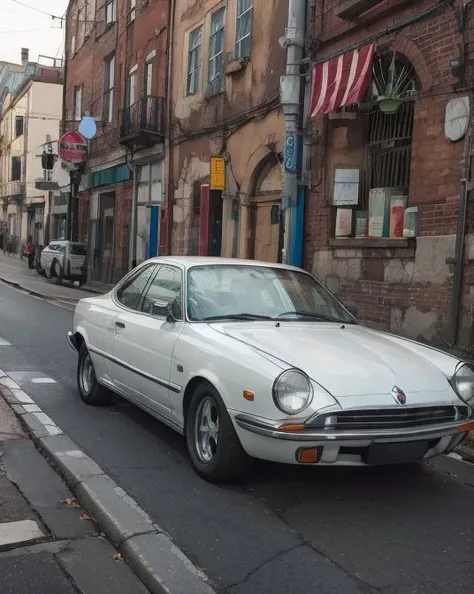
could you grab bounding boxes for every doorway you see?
[248,156,283,263]
[208,190,222,256]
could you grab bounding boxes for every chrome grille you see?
[310,406,469,431]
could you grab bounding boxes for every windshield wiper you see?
[202,313,274,321]
[276,311,351,323]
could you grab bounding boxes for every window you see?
[187,26,202,96]
[11,157,21,181]
[141,265,183,319]
[85,0,96,35]
[106,0,116,24]
[128,0,136,23]
[127,70,137,106]
[15,116,24,137]
[73,85,82,121]
[208,8,225,95]
[103,53,115,122]
[145,60,153,96]
[236,0,252,58]
[116,265,156,310]
[77,7,85,47]
[70,35,76,56]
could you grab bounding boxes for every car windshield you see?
[187,265,355,323]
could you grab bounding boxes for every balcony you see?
[119,96,166,148]
[0,181,22,199]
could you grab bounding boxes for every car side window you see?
[141,265,183,319]
[116,265,156,311]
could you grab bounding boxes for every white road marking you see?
[0,337,11,346]
[0,519,45,547]
[31,377,57,384]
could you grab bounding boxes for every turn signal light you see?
[243,390,255,401]
[296,447,322,464]
[457,420,474,432]
[278,424,305,432]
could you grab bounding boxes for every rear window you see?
[70,244,87,255]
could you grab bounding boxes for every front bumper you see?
[233,412,474,466]
[67,331,78,352]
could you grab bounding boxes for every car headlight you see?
[273,369,313,415]
[451,363,474,404]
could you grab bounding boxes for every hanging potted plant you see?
[372,52,417,114]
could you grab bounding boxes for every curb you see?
[0,275,82,304]
[0,372,216,594]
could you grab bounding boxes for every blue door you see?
[148,204,160,258]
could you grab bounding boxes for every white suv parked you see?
[39,240,87,286]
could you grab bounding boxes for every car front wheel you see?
[186,382,251,482]
[77,344,111,405]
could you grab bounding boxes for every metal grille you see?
[310,406,469,431]
[361,101,414,209]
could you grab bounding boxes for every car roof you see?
[145,256,305,272]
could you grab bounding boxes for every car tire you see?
[77,344,111,406]
[186,382,251,482]
[78,275,87,287]
[53,260,63,285]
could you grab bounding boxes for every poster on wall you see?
[333,168,360,206]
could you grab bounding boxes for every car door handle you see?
[115,321,126,329]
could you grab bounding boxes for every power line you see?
[9,0,64,20]
[0,28,55,34]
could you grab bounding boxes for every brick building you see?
[169,0,287,261]
[307,0,474,346]
[64,0,168,286]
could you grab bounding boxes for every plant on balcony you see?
[372,52,417,114]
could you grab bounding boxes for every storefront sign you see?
[210,156,225,191]
[59,130,87,165]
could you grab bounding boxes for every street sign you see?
[285,131,299,172]
[78,115,97,140]
[59,130,87,165]
[210,156,225,191]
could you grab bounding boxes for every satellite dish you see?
[78,115,97,140]
[444,96,470,141]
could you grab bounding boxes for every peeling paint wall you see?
[312,235,473,344]
[170,0,287,255]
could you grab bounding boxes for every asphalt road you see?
[0,282,473,594]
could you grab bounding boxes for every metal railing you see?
[0,181,22,199]
[120,95,166,142]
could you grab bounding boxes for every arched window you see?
[361,52,418,203]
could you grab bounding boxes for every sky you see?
[0,0,68,65]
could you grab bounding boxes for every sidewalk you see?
[0,253,100,302]
[0,393,151,594]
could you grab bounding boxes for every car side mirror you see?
[346,304,358,319]
[151,299,174,321]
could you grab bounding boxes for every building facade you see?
[64,0,168,286]
[307,0,474,347]
[169,0,287,262]
[0,50,63,253]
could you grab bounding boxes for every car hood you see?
[212,322,457,398]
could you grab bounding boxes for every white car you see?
[39,240,87,286]
[67,257,474,481]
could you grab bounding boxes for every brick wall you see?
[307,0,474,345]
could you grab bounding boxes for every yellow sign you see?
[210,156,225,191]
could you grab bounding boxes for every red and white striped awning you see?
[310,43,376,117]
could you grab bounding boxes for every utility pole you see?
[280,0,306,265]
